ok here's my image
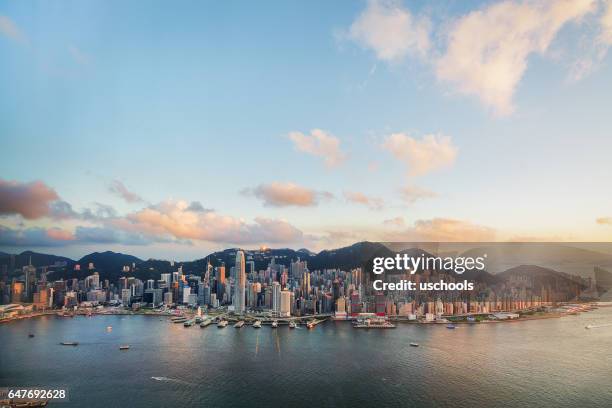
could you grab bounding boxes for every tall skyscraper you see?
[233,251,246,313]
[272,281,281,314]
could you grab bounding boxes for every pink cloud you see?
[0,179,59,219]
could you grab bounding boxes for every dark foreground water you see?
[1,309,612,408]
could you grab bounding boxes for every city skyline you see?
[2,0,612,260]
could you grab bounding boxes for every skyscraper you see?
[233,251,246,313]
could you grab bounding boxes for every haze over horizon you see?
[2,0,612,259]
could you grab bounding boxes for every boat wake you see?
[150,376,193,385]
[585,323,612,329]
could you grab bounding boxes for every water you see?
[1,309,612,407]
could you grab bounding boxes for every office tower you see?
[272,281,281,314]
[280,290,291,317]
[233,251,246,313]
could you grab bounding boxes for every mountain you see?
[0,251,75,278]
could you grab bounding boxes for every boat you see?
[409,342,419,347]
[195,316,203,324]
[28,333,35,338]
[289,321,297,329]
[119,345,130,350]
[183,319,194,327]
[217,320,228,328]
[446,324,456,329]
[253,320,262,328]
[306,320,316,329]
[106,326,113,331]
[353,317,396,329]
[234,320,245,328]
[200,318,213,328]
[171,316,187,323]
[60,342,79,346]
[271,320,278,328]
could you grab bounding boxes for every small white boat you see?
[410,342,419,347]
[289,321,297,329]
[217,320,228,328]
[253,320,262,329]
[234,321,245,328]
[119,345,130,350]
[271,320,278,328]
[200,318,213,328]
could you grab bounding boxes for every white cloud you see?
[343,191,384,210]
[287,129,346,167]
[346,0,608,115]
[382,133,457,177]
[348,0,430,61]
[0,15,26,44]
[383,216,405,227]
[436,0,596,116]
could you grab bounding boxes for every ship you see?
[217,320,228,328]
[60,342,78,346]
[289,321,297,329]
[234,320,245,328]
[119,345,130,350]
[410,342,419,347]
[195,316,203,324]
[200,318,213,328]
[306,320,317,329]
[446,324,456,329]
[253,320,262,328]
[353,317,396,329]
[171,316,187,323]
[28,333,35,338]
[183,319,194,327]
[271,320,278,328]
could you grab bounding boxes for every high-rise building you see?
[233,251,246,313]
[280,290,291,317]
[272,281,281,314]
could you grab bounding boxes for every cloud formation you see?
[596,217,612,225]
[0,226,74,247]
[436,0,596,115]
[384,217,496,241]
[348,0,430,61]
[288,129,346,167]
[383,216,406,227]
[109,180,144,203]
[347,0,605,115]
[382,133,457,177]
[0,179,59,219]
[246,182,332,207]
[343,191,384,210]
[111,200,304,245]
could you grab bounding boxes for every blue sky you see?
[1,0,612,260]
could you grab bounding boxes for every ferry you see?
[171,316,187,323]
[234,320,245,328]
[253,320,262,328]
[183,319,194,327]
[446,324,456,329]
[119,345,130,350]
[217,320,228,328]
[353,317,396,329]
[271,320,279,328]
[289,321,297,329]
[60,342,79,346]
[409,342,419,347]
[200,318,213,328]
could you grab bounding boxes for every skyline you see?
[2,0,612,259]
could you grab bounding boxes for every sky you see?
[1,0,612,260]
